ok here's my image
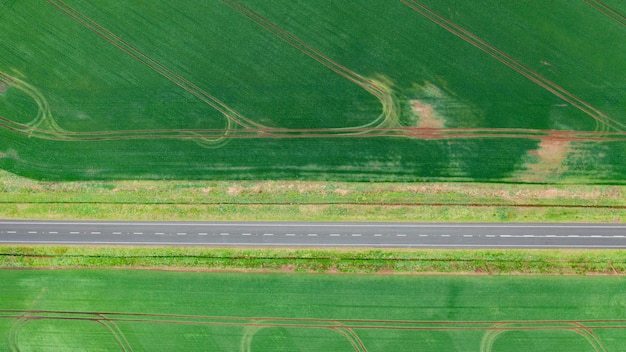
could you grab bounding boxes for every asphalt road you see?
[1,220,626,248]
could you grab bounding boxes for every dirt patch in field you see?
[518,138,572,182]
[410,100,446,128]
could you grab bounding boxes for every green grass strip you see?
[2,246,626,275]
[3,170,626,222]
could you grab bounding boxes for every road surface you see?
[1,220,626,248]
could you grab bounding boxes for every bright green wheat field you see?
[1,270,625,351]
[1,0,625,182]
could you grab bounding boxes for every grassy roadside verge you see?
[2,170,626,222]
[3,171,626,275]
[2,246,626,275]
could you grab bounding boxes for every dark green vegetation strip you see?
[1,270,626,350]
[1,1,625,182]
[2,246,626,275]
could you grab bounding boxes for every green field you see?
[1,270,625,351]
[1,0,625,182]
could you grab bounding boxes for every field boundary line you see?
[401,0,625,132]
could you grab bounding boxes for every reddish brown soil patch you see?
[410,100,445,128]
[519,137,572,182]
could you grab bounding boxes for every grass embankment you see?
[2,170,626,222]
[2,246,626,275]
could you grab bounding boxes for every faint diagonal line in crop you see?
[401,0,625,132]
[44,0,264,134]
[585,0,626,27]
[221,0,400,134]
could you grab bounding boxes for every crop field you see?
[0,0,624,182]
[1,270,625,351]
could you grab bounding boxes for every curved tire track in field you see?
[573,322,609,352]
[3,312,132,352]
[401,0,625,133]
[44,0,263,139]
[1,2,624,145]
[3,0,399,142]
[97,315,134,352]
[4,111,626,142]
[46,0,399,138]
[3,310,626,351]
[479,323,607,352]
[585,0,626,27]
[6,316,29,352]
[333,328,368,352]
[0,72,62,133]
[221,0,401,133]
[240,320,366,352]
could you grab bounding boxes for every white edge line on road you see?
[2,221,626,229]
[0,241,624,248]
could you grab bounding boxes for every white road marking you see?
[263,233,273,236]
[155,232,165,235]
[4,221,626,230]
[199,233,208,236]
[1,240,624,248]
[397,234,407,237]
[241,233,251,236]
[221,233,230,236]
[330,234,341,237]
[133,232,143,235]
[307,234,318,237]
[286,233,296,237]
[112,232,122,235]
[177,233,187,236]
[4,221,626,248]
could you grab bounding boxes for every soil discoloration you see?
[520,137,572,182]
[410,99,446,128]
